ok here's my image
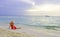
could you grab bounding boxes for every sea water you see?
[0,16,60,30]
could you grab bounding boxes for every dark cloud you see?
[0,0,32,16]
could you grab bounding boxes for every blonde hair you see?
[10,21,14,26]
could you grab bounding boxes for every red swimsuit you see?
[13,25,16,30]
[10,25,16,30]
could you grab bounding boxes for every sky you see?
[0,0,60,16]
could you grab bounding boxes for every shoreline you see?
[0,25,60,37]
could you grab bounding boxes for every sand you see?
[0,28,31,37]
[0,25,60,37]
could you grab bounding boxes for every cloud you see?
[0,0,33,16]
[6,0,35,6]
[19,0,35,6]
[26,4,60,16]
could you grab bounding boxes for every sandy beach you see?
[0,28,32,37]
[0,25,60,37]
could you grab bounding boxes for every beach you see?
[0,25,60,37]
[0,28,31,37]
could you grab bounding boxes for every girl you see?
[9,21,21,30]
[9,21,16,30]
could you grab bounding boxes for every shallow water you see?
[0,16,60,30]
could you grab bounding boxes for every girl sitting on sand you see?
[9,21,21,30]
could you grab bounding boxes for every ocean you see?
[0,16,60,30]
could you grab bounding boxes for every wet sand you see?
[0,25,60,37]
[0,28,31,37]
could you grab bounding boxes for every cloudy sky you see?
[0,0,60,16]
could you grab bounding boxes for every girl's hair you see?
[10,21,14,26]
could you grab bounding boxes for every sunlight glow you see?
[26,4,60,16]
